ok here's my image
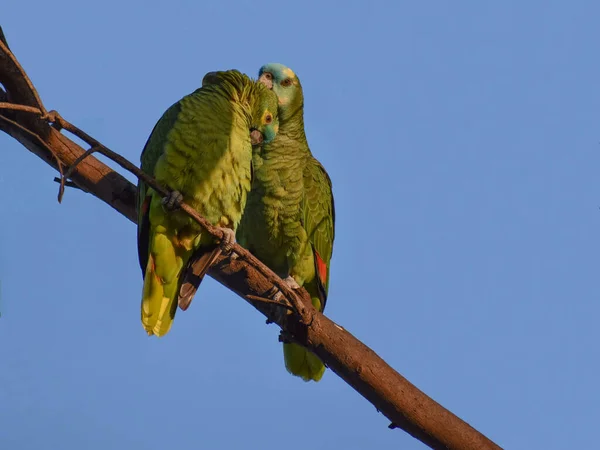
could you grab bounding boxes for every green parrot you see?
[137,69,279,337]
[237,63,335,382]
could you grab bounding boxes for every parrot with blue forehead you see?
[137,69,279,337]
[237,63,335,382]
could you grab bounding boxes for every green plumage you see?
[138,70,279,336]
[237,63,335,382]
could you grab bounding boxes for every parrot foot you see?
[162,190,183,211]
[267,286,284,303]
[283,275,300,290]
[270,276,301,303]
[278,330,294,344]
[217,227,236,254]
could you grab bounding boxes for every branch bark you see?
[0,28,503,450]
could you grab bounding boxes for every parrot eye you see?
[281,78,293,87]
[263,72,273,80]
[265,114,273,124]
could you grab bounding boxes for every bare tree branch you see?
[0,27,502,450]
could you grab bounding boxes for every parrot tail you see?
[141,232,183,337]
[283,342,326,382]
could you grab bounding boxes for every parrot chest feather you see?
[241,149,307,276]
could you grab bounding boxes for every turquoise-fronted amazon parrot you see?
[137,69,279,337]
[237,63,335,382]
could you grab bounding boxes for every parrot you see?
[137,69,280,337]
[237,63,335,382]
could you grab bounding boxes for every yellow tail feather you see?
[140,228,188,337]
[141,254,179,336]
[283,342,325,382]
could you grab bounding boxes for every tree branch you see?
[0,27,502,450]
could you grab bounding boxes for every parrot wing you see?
[302,156,335,310]
[137,102,181,276]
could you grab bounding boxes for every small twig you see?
[54,152,65,202]
[246,295,295,311]
[0,102,44,115]
[53,177,85,191]
[0,38,47,115]
[57,144,100,202]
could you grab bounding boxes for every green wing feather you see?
[137,102,181,275]
[302,157,335,306]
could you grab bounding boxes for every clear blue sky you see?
[1,2,599,449]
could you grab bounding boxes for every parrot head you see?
[258,63,304,122]
[250,86,279,146]
[202,69,279,146]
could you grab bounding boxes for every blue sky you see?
[1,1,599,449]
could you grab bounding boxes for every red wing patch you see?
[141,196,151,216]
[314,250,328,286]
[313,248,329,312]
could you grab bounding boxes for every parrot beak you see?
[250,129,264,146]
[258,73,273,90]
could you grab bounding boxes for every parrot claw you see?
[217,227,236,254]
[266,285,280,300]
[283,275,300,290]
[162,190,183,211]
[270,276,300,303]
